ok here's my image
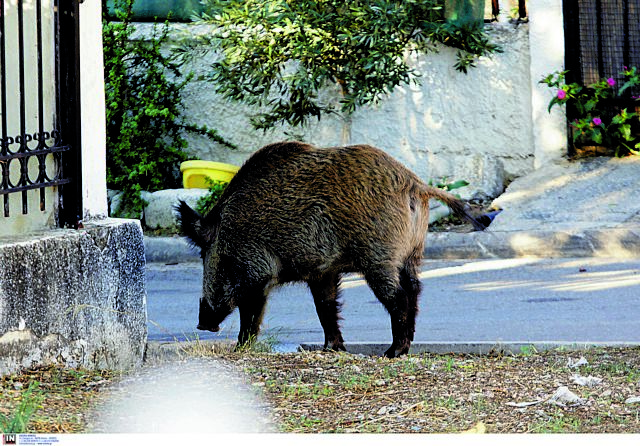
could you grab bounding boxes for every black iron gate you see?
[0,0,82,229]
[563,1,640,94]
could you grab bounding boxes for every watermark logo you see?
[2,434,17,446]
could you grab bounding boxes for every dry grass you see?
[0,367,117,433]
[221,347,640,433]
[1,345,639,434]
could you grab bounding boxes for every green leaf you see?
[195,0,501,130]
[619,124,632,141]
[444,179,469,191]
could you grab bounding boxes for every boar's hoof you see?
[384,344,410,359]
[197,324,220,332]
[322,344,347,353]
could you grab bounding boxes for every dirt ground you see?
[2,346,639,434]
[223,347,640,433]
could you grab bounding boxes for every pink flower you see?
[557,89,566,100]
[593,117,602,126]
[607,78,616,86]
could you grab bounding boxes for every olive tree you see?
[187,0,500,136]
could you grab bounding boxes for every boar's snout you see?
[197,323,220,332]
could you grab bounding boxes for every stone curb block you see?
[145,236,199,263]
[144,226,640,264]
[424,226,640,259]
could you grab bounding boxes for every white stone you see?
[143,188,209,230]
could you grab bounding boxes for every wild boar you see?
[177,141,485,357]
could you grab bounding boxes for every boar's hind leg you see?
[399,258,421,345]
[365,263,420,359]
[236,288,268,349]
[308,272,346,352]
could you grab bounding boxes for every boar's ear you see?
[175,200,216,251]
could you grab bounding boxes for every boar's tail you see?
[422,186,487,231]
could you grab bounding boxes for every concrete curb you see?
[299,341,640,356]
[145,236,199,263]
[424,226,640,259]
[144,340,640,363]
[144,225,640,264]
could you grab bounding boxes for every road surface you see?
[145,257,640,348]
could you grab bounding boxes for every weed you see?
[282,415,323,431]
[519,345,539,357]
[471,394,489,414]
[444,356,456,373]
[233,333,279,354]
[399,358,421,375]
[338,372,372,390]
[382,365,399,380]
[0,382,44,433]
[432,395,459,412]
[529,410,582,433]
[196,179,229,216]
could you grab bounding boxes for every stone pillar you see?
[528,0,568,168]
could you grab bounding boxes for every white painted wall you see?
[140,1,567,201]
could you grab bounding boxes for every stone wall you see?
[132,14,559,202]
[0,219,147,376]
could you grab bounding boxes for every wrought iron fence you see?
[564,0,640,93]
[0,0,81,228]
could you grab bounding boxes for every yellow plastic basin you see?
[180,160,240,189]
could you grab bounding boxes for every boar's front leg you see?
[308,272,346,352]
[236,287,268,350]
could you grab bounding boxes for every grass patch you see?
[2,346,640,433]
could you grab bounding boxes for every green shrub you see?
[187,0,501,131]
[195,178,229,216]
[103,0,235,217]
[541,66,640,157]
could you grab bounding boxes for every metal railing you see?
[0,0,81,227]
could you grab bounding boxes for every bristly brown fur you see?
[177,141,485,358]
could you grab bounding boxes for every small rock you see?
[567,357,589,368]
[546,386,586,407]
[625,396,640,405]
[374,379,386,386]
[572,374,603,387]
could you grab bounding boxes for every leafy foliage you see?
[429,177,469,192]
[195,178,229,216]
[103,0,235,217]
[188,0,501,130]
[541,66,640,157]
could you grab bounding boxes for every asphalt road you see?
[145,257,640,348]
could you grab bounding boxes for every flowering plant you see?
[541,66,640,156]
